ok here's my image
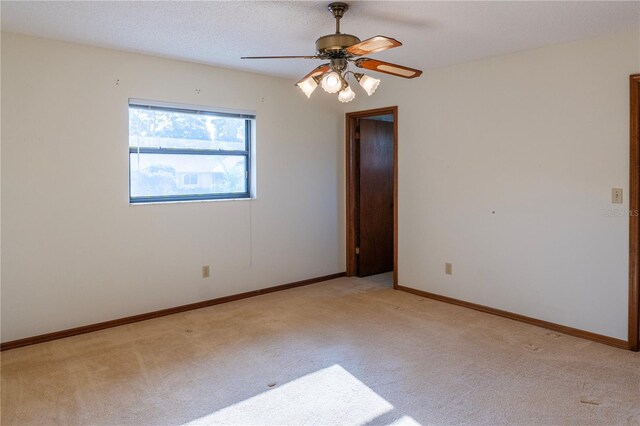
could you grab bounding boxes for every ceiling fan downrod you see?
[328,2,348,34]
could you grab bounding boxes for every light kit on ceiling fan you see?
[354,73,380,96]
[297,76,319,98]
[321,71,343,93]
[338,85,356,103]
[241,2,422,103]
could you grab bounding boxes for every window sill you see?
[129,197,256,206]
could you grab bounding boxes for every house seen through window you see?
[183,173,198,186]
[129,100,255,203]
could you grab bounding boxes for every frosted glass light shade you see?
[321,72,342,94]
[338,85,356,103]
[296,77,318,98]
[358,74,380,96]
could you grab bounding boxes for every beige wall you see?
[347,29,639,340]
[2,28,638,343]
[1,33,345,342]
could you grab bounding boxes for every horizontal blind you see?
[129,98,256,119]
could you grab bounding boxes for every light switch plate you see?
[445,263,453,275]
[612,188,623,204]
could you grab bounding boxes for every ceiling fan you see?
[241,2,423,102]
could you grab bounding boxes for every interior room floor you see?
[2,275,639,425]
[360,271,394,287]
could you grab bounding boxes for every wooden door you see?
[637,76,640,349]
[357,119,394,276]
[631,74,640,350]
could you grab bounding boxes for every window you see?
[129,99,254,203]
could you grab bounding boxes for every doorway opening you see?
[346,107,398,288]
[630,74,639,351]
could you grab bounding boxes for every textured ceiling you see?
[1,1,638,80]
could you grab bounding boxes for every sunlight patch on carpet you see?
[183,364,395,425]
[389,415,422,425]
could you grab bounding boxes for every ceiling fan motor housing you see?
[315,33,361,56]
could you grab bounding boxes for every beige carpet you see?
[2,274,639,425]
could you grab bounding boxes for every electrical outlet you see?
[202,265,210,278]
[445,263,453,275]
[612,188,623,204]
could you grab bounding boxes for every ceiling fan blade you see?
[346,36,402,56]
[241,55,321,59]
[353,58,422,79]
[296,64,331,85]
